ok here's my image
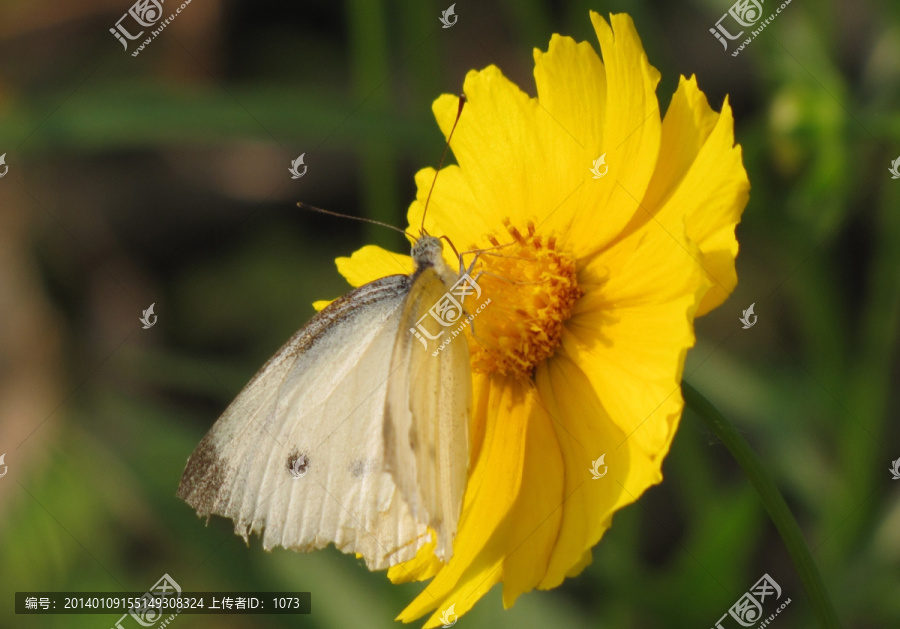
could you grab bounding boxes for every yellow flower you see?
[325,11,748,627]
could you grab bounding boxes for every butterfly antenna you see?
[420,94,466,235]
[297,202,414,239]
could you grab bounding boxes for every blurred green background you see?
[1,0,899,627]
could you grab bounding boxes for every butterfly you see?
[177,97,475,570]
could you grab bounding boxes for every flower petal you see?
[532,34,607,162]
[542,222,707,581]
[314,245,413,309]
[498,392,564,608]
[387,532,443,584]
[537,12,662,255]
[334,244,413,288]
[566,218,708,458]
[415,14,662,261]
[534,355,644,588]
[637,75,749,314]
[406,165,491,261]
[395,374,564,627]
[428,67,586,252]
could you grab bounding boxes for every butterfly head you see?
[411,233,446,271]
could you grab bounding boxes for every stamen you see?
[466,219,582,378]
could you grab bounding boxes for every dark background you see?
[1,0,898,627]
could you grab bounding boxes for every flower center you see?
[465,219,582,379]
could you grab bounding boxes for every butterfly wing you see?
[384,266,471,561]
[177,274,430,570]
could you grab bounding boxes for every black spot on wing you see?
[349,459,370,477]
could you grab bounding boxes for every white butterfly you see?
[177,232,473,569]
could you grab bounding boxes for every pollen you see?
[466,219,582,379]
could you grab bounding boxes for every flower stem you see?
[682,381,841,629]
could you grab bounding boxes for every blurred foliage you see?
[1,0,899,628]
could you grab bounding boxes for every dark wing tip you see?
[176,435,227,515]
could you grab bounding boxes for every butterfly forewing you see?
[177,275,430,570]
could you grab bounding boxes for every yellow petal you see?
[530,14,664,255]
[406,165,490,262]
[334,244,413,288]
[396,374,541,626]
[427,67,586,253]
[565,548,593,579]
[314,244,414,310]
[534,355,644,588]
[566,219,708,458]
[637,75,749,314]
[407,14,663,264]
[534,220,707,584]
[532,33,615,254]
[499,392,563,608]
[387,531,443,584]
[533,34,607,161]
[552,12,661,255]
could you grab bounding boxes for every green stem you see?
[682,381,841,629]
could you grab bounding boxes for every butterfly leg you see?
[455,250,479,277]
[456,241,515,275]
